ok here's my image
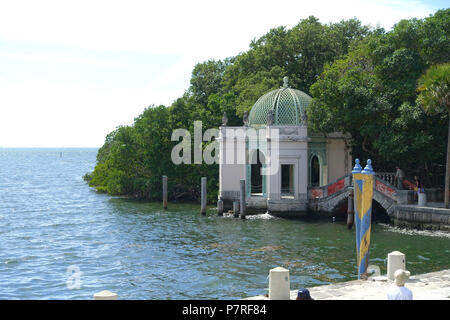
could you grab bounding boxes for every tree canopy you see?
[416,62,450,207]
[85,9,450,201]
[307,9,449,184]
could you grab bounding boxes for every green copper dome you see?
[248,77,312,126]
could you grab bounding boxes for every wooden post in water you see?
[201,177,207,215]
[347,187,354,229]
[217,199,223,216]
[162,175,168,209]
[233,201,239,218]
[240,179,246,219]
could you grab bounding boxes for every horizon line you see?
[0,146,100,149]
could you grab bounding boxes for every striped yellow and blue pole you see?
[352,159,375,279]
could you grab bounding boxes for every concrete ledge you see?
[396,190,414,204]
[245,269,450,300]
[268,211,310,218]
[268,199,308,213]
[395,204,450,215]
[247,196,268,210]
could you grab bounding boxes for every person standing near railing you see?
[413,176,423,201]
[395,166,405,190]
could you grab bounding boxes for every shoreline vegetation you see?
[84,10,449,203]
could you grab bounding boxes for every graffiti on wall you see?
[327,178,345,196]
[375,179,396,199]
[310,188,324,198]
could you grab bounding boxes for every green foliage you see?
[417,63,450,113]
[221,17,371,118]
[86,10,450,200]
[419,9,450,65]
[308,9,449,181]
[416,61,450,206]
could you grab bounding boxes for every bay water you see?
[0,148,449,299]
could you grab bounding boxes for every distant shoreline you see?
[0,147,100,149]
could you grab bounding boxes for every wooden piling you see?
[217,199,223,216]
[162,175,168,209]
[347,188,354,229]
[201,177,207,215]
[240,179,246,219]
[233,201,239,218]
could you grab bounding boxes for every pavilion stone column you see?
[218,126,226,200]
[297,138,309,200]
[266,126,281,201]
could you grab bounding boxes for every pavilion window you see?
[311,155,320,187]
[281,164,294,195]
[251,151,264,194]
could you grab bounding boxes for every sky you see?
[0,0,447,147]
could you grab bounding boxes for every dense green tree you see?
[308,9,449,181]
[222,17,371,117]
[417,63,450,207]
[418,9,450,65]
[85,10,449,202]
[189,59,230,106]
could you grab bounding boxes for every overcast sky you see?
[0,0,447,147]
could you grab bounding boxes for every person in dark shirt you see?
[296,288,314,300]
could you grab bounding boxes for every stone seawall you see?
[393,204,450,231]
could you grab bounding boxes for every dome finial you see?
[283,76,289,88]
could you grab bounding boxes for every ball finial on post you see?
[362,159,375,175]
[352,158,362,174]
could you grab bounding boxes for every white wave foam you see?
[245,212,278,220]
[379,223,450,239]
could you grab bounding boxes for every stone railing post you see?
[268,267,290,300]
[93,290,118,300]
[387,251,406,281]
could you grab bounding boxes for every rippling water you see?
[0,148,449,299]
